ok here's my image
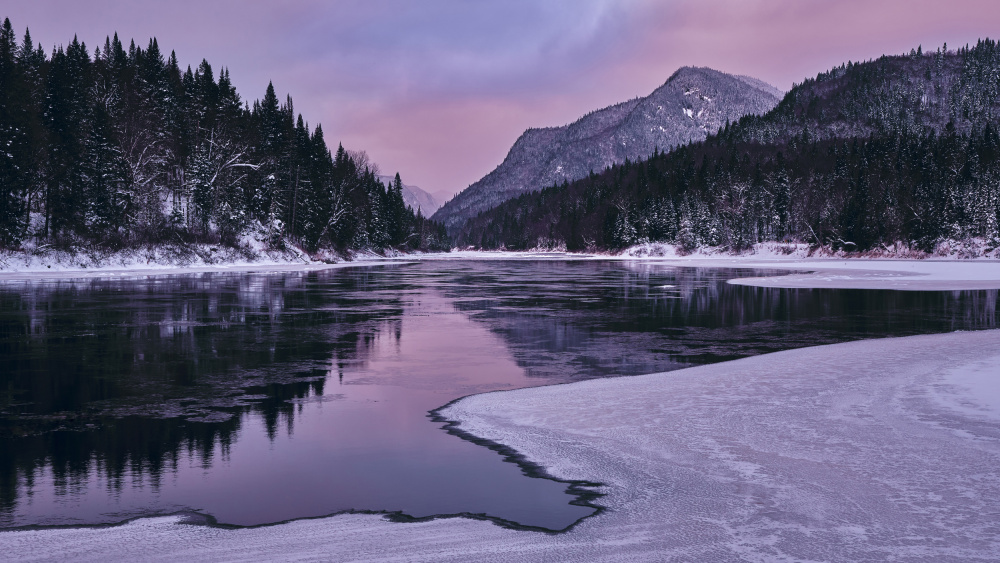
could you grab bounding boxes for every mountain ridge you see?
[431,66,783,232]
[456,40,1000,255]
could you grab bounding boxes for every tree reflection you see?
[0,268,406,521]
[444,261,1000,380]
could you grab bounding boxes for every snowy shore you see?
[4,243,1000,290]
[629,254,1000,290]
[3,254,1000,561]
[0,245,411,280]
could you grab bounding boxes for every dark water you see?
[0,260,997,530]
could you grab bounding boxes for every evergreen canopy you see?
[0,18,449,253]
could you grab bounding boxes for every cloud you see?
[4,1,1000,195]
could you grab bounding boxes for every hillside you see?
[458,41,1000,256]
[431,67,783,232]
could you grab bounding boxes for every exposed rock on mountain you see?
[432,67,783,232]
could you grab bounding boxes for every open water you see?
[0,259,997,530]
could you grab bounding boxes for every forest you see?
[459,40,1000,254]
[0,19,449,255]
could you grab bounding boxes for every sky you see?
[4,1,1000,197]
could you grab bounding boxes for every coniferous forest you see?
[0,19,449,255]
[459,41,1000,254]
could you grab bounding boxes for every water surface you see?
[0,260,997,530]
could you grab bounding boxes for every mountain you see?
[378,175,441,215]
[431,67,783,232]
[731,44,989,144]
[458,41,1000,255]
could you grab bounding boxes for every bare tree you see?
[345,149,380,177]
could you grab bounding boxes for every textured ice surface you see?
[650,256,1000,290]
[724,259,1000,290]
[4,330,1000,561]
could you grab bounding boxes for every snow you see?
[929,353,1000,421]
[614,242,1000,290]
[725,260,1000,290]
[4,331,1000,561]
[0,258,401,282]
[683,108,694,118]
[0,240,412,280]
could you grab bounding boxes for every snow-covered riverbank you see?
[609,241,1000,290]
[6,244,1000,290]
[0,244,415,280]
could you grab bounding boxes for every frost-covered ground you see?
[5,250,1000,561]
[7,241,1000,290]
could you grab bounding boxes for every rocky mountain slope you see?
[432,67,783,232]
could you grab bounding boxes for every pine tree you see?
[82,102,131,240]
[44,39,92,238]
[387,172,409,246]
[0,19,29,245]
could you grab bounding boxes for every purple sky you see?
[5,1,1000,196]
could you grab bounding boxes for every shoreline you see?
[4,246,1000,289]
[0,255,412,281]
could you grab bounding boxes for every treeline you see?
[0,19,449,252]
[459,40,1000,253]
[461,127,1000,252]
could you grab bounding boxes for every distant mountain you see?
[378,176,441,216]
[432,67,783,232]
[458,41,1000,255]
